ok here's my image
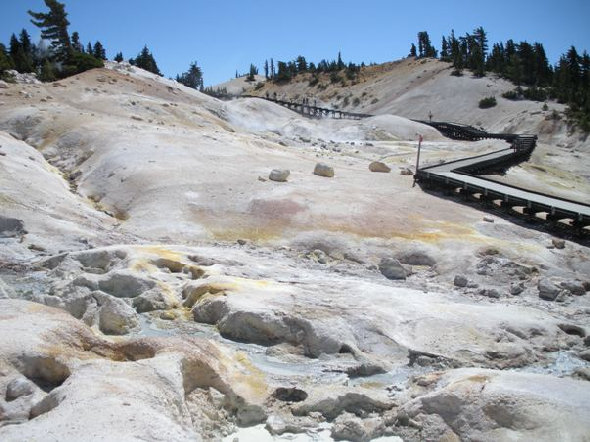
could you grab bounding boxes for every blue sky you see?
[1,0,588,86]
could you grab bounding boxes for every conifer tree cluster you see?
[176,61,203,89]
[0,0,104,81]
[410,28,590,131]
[1,1,166,83]
[129,45,161,76]
[259,52,363,84]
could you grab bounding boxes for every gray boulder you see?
[0,216,26,238]
[331,412,369,441]
[314,163,334,177]
[453,275,468,288]
[509,281,526,296]
[98,270,155,298]
[379,258,406,280]
[133,288,178,312]
[94,291,139,335]
[538,278,561,301]
[6,377,36,401]
[552,238,566,249]
[560,280,586,296]
[269,169,290,182]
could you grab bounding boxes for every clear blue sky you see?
[1,0,588,86]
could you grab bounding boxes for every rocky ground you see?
[0,61,589,441]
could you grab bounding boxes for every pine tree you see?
[409,43,417,58]
[92,41,106,60]
[71,31,83,52]
[39,59,56,82]
[86,42,92,54]
[296,55,307,73]
[176,61,203,89]
[270,58,275,79]
[114,52,124,63]
[0,43,14,76]
[337,51,345,69]
[264,59,269,79]
[28,0,72,61]
[440,37,449,60]
[472,27,488,77]
[417,32,436,58]
[131,45,161,76]
[246,63,258,81]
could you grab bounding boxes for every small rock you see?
[478,288,501,299]
[0,216,26,238]
[552,238,566,249]
[574,367,590,381]
[369,161,391,173]
[95,292,139,335]
[6,377,35,401]
[133,288,177,313]
[560,280,586,296]
[237,239,247,246]
[379,258,406,280]
[538,278,561,301]
[307,249,328,264]
[400,167,413,175]
[483,216,495,223]
[509,281,526,296]
[331,413,369,442]
[269,169,290,182]
[159,311,176,320]
[453,275,468,288]
[0,80,8,88]
[314,162,334,177]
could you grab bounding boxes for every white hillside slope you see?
[0,63,588,442]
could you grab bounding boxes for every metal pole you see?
[413,134,423,187]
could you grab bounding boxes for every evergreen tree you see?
[246,63,258,81]
[417,32,436,58]
[28,0,72,61]
[86,42,92,54]
[176,61,203,89]
[275,61,292,82]
[39,59,56,82]
[0,43,14,76]
[92,41,106,60]
[131,45,161,75]
[337,51,345,69]
[19,29,34,59]
[409,43,417,57]
[270,58,275,79]
[472,26,488,77]
[114,52,124,62]
[296,55,307,73]
[264,59,269,79]
[440,37,449,61]
[71,31,83,52]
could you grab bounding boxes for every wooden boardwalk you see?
[242,95,589,235]
[415,122,590,235]
[242,95,373,120]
